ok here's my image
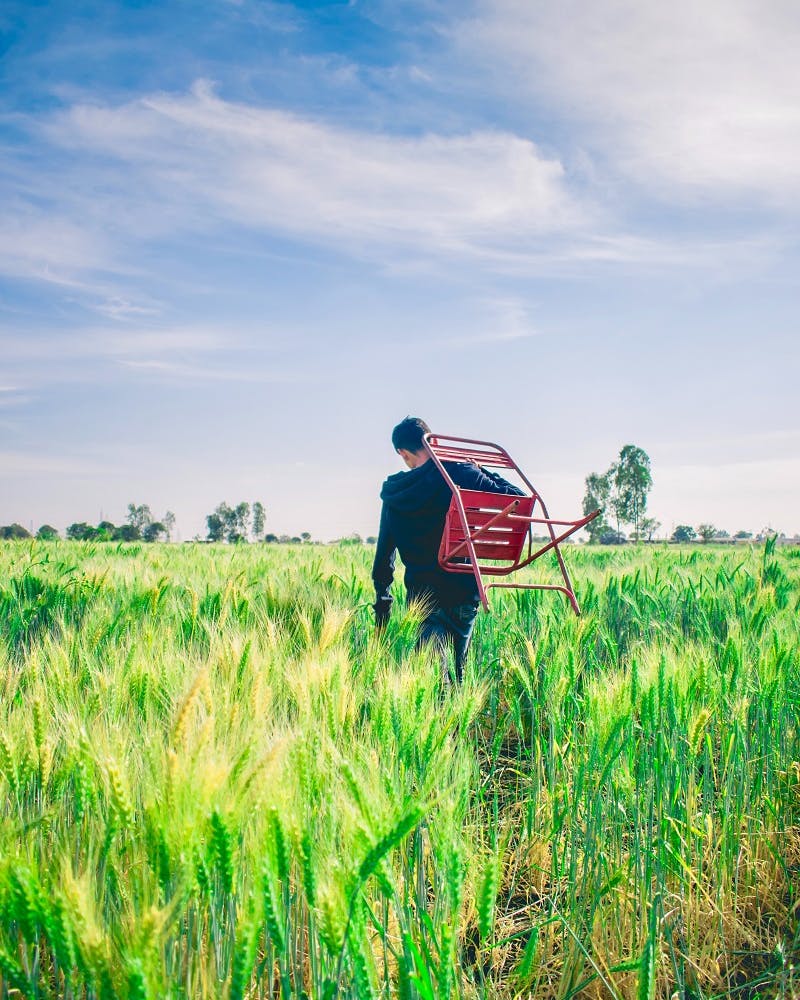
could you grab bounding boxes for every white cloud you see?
[0,324,239,391]
[6,73,784,295]
[0,392,33,409]
[93,297,162,320]
[93,326,234,358]
[0,322,308,389]
[118,359,311,383]
[434,296,538,346]
[460,0,800,201]
[38,81,587,261]
[0,210,112,284]
[0,325,232,362]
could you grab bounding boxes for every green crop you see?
[0,539,797,998]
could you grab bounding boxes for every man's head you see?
[392,416,431,469]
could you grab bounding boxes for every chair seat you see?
[440,490,535,566]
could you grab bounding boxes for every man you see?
[372,416,524,680]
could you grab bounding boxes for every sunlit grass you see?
[0,539,798,998]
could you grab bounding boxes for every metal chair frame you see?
[423,433,599,613]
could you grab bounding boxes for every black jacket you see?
[371,459,524,623]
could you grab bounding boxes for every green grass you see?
[0,539,798,998]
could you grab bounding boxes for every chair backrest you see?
[440,489,535,566]
[425,432,596,613]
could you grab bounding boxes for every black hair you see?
[391,416,431,453]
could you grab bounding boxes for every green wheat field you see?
[1,539,798,999]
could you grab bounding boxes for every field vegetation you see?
[0,539,798,998]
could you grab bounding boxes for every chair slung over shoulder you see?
[423,433,600,614]
[442,490,533,565]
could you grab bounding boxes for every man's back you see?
[372,459,524,610]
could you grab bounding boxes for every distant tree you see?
[36,524,59,540]
[672,525,696,543]
[0,523,32,539]
[206,501,252,542]
[300,532,311,543]
[611,445,652,537]
[127,504,152,535]
[366,536,378,545]
[163,511,176,541]
[599,530,626,545]
[639,517,661,542]
[221,503,235,541]
[716,529,730,539]
[583,445,652,539]
[219,503,235,537]
[113,524,141,541]
[231,502,250,543]
[734,530,753,539]
[252,502,265,540]
[290,536,301,544]
[66,522,94,541]
[206,511,225,542]
[605,464,622,533]
[96,520,116,540]
[697,523,716,543]
[335,532,363,546]
[264,533,278,543]
[582,471,612,542]
[143,521,167,543]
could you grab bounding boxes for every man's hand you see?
[373,596,392,630]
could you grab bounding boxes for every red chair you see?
[423,433,600,613]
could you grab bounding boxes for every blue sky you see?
[1,0,798,540]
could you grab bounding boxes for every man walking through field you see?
[372,417,523,680]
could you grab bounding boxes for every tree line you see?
[0,504,177,542]
[581,446,773,543]
[204,501,323,544]
[1,466,774,545]
[0,497,324,544]
[670,525,777,543]
[206,501,265,543]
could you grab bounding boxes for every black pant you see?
[416,600,480,681]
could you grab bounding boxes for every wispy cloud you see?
[0,324,236,393]
[4,64,785,303]
[0,325,234,362]
[93,297,162,320]
[0,321,310,389]
[119,358,313,383]
[219,0,300,33]
[0,389,33,409]
[0,396,30,406]
[432,296,539,346]
[0,209,113,285]
[458,0,800,203]
[33,81,588,261]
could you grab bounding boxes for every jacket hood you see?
[380,460,452,513]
